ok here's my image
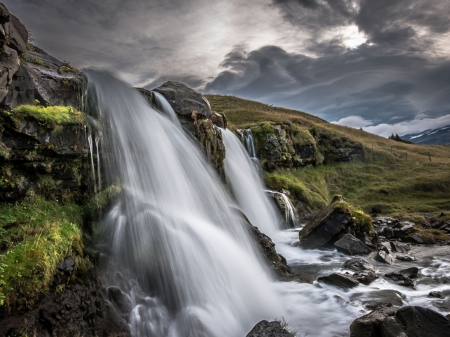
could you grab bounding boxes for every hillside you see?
[206,94,450,215]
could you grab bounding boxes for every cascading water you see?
[237,129,260,170]
[266,190,298,228]
[222,129,280,235]
[84,70,281,337]
[152,91,180,126]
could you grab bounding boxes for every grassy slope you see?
[206,94,450,214]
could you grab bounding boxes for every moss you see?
[19,54,45,66]
[0,196,84,311]
[57,60,78,75]
[349,205,374,235]
[10,105,85,125]
[251,122,275,146]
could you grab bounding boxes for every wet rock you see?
[390,241,410,253]
[385,268,418,288]
[354,270,378,285]
[343,257,376,273]
[350,303,397,337]
[375,251,394,264]
[410,233,425,244]
[429,291,445,299]
[211,111,227,128]
[393,221,415,239]
[334,233,372,255]
[379,242,391,253]
[108,286,127,312]
[0,46,20,102]
[317,272,359,289]
[395,306,450,337]
[380,316,408,337]
[246,320,294,337]
[299,196,350,249]
[395,254,417,262]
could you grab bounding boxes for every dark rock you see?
[410,233,425,244]
[393,221,415,239]
[245,218,296,281]
[246,320,294,337]
[84,247,100,266]
[395,254,417,262]
[211,112,227,128]
[0,46,20,102]
[344,257,376,273]
[375,251,394,264]
[57,257,75,274]
[334,233,372,255]
[317,273,359,289]
[429,291,444,299]
[354,270,378,285]
[398,267,419,279]
[385,268,418,288]
[350,303,396,337]
[390,241,410,253]
[379,242,391,253]
[153,81,211,130]
[0,3,10,24]
[299,196,350,249]
[108,286,127,312]
[380,316,408,337]
[395,306,450,337]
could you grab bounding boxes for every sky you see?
[5,0,450,137]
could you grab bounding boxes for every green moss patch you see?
[10,105,85,125]
[0,196,84,311]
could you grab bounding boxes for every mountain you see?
[402,125,450,145]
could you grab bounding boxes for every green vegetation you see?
[0,195,84,311]
[10,105,85,125]
[207,94,450,214]
[19,53,45,66]
[58,60,78,75]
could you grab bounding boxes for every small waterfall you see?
[152,91,180,126]
[222,129,280,235]
[237,129,260,171]
[265,190,297,228]
[84,70,281,337]
[87,130,97,195]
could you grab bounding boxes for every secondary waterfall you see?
[83,70,281,337]
[236,129,260,170]
[222,129,280,235]
[152,91,180,126]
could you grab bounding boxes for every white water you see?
[222,129,280,235]
[84,70,281,337]
[152,91,180,126]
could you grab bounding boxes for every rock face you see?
[351,305,450,337]
[246,320,295,337]
[298,196,377,249]
[0,110,90,203]
[334,233,372,255]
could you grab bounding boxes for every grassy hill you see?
[206,94,450,215]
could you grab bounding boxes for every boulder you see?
[299,196,350,249]
[350,303,397,337]
[390,241,410,253]
[334,233,372,255]
[4,14,28,53]
[353,270,378,285]
[153,81,211,130]
[395,254,417,262]
[351,305,450,337]
[394,306,450,337]
[410,233,424,244]
[393,221,415,239]
[0,46,19,103]
[375,251,394,264]
[385,267,418,288]
[246,320,294,337]
[429,291,444,299]
[344,258,376,273]
[317,273,359,289]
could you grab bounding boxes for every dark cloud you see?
[205,43,450,125]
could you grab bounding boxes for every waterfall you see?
[83,70,281,337]
[152,91,180,126]
[236,129,260,171]
[222,129,280,235]
[265,190,298,228]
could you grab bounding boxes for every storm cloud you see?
[4,0,450,135]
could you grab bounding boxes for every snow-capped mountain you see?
[402,125,450,145]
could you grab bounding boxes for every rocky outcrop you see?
[350,304,450,337]
[246,320,295,337]
[343,258,378,285]
[0,253,130,337]
[0,109,90,203]
[317,273,360,289]
[298,196,377,249]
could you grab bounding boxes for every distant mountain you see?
[402,125,450,145]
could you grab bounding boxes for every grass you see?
[10,105,85,125]
[207,94,450,214]
[0,194,84,311]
